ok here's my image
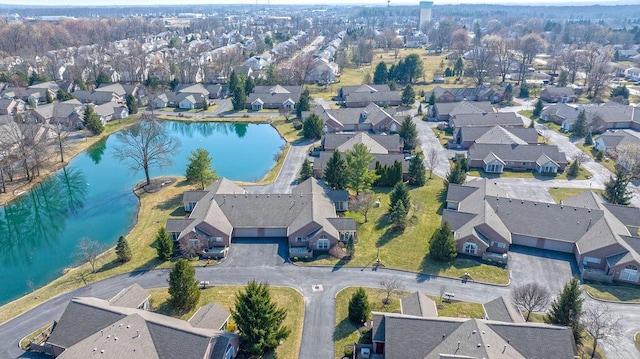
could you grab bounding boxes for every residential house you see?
[189,303,231,332]
[303,103,401,133]
[540,103,584,126]
[96,83,143,99]
[429,101,495,122]
[44,295,239,359]
[314,132,408,179]
[451,125,539,149]
[166,178,354,260]
[449,112,523,129]
[467,143,568,174]
[109,283,150,311]
[425,86,502,104]
[94,102,129,123]
[72,90,122,105]
[443,179,640,285]
[626,67,640,81]
[305,57,339,85]
[595,130,640,153]
[338,84,402,108]
[0,98,24,115]
[540,87,576,103]
[31,99,84,127]
[247,85,303,110]
[399,292,438,318]
[1,87,52,107]
[371,313,575,359]
[558,102,640,133]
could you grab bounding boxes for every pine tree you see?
[429,221,458,262]
[303,113,324,139]
[584,131,593,146]
[389,199,408,230]
[228,71,239,95]
[348,287,371,324]
[454,57,464,77]
[428,91,436,106]
[545,278,584,346]
[345,143,379,195]
[45,90,53,104]
[115,235,132,263]
[155,227,174,261]
[417,103,423,116]
[398,116,418,150]
[231,83,246,110]
[408,153,426,186]
[346,235,355,258]
[533,99,544,117]
[125,94,138,114]
[603,167,632,205]
[232,281,290,356]
[57,89,74,101]
[186,147,218,190]
[299,158,313,181]
[444,160,467,188]
[571,109,588,138]
[296,89,311,119]
[567,160,580,178]
[389,182,410,213]
[324,151,347,190]
[373,62,388,85]
[401,84,415,105]
[202,99,209,111]
[244,76,255,96]
[168,258,201,312]
[84,105,104,135]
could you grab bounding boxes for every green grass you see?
[576,142,616,173]
[583,282,640,303]
[334,287,485,359]
[635,332,640,351]
[301,181,509,285]
[148,286,304,359]
[432,128,453,146]
[467,167,591,181]
[547,187,604,204]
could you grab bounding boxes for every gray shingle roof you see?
[435,101,495,117]
[451,112,523,128]
[468,143,567,166]
[188,302,230,330]
[483,296,524,323]
[323,133,402,152]
[109,283,149,309]
[400,292,438,317]
[457,126,538,145]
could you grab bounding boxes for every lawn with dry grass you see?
[583,282,640,303]
[547,187,604,204]
[301,180,509,285]
[148,285,304,359]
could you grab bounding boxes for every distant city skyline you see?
[0,0,633,6]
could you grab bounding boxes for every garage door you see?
[264,228,287,237]
[234,228,259,237]
[543,239,574,253]
[511,234,538,248]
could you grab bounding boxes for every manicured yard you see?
[576,142,616,173]
[635,332,640,351]
[334,287,485,359]
[302,180,509,285]
[583,282,640,303]
[467,166,591,181]
[148,286,304,359]
[547,187,604,204]
[528,312,608,359]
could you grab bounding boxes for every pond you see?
[0,121,285,305]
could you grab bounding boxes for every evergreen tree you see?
[45,90,53,104]
[373,61,388,85]
[348,287,371,324]
[186,148,218,190]
[545,278,584,346]
[346,235,355,258]
[231,85,246,110]
[403,53,424,83]
[95,72,111,87]
[229,71,240,94]
[571,109,589,138]
[533,99,544,117]
[390,182,410,213]
[302,113,324,139]
[324,151,347,190]
[57,89,74,101]
[202,99,209,111]
[444,160,467,188]
[125,94,138,114]
[296,89,311,119]
[168,258,201,312]
[558,71,568,87]
[401,84,415,105]
[84,105,104,135]
[389,199,408,230]
[429,221,458,262]
[584,131,593,146]
[244,76,255,96]
[454,57,464,77]
[611,85,630,100]
[115,235,132,263]
[232,281,290,356]
[567,160,580,178]
[408,153,426,186]
[519,83,530,98]
[603,167,632,205]
[155,227,174,261]
[504,83,513,103]
[417,103,423,116]
[428,91,436,106]
[299,158,313,181]
[398,116,418,150]
[169,78,179,91]
[345,143,379,195]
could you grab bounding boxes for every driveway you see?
[414,118,451,179]
[508,245,578,296]
[223,238,288,267]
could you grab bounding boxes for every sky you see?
[0,0,632,6]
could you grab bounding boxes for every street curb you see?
[290,262,510,287]
[583,287,640,305]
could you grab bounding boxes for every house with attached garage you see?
[428,101,495,122]
[303,103,402,134]
[450,125,538,150]
[594,130,640,153]
[443,179,640,285]
[540,86,576,103]
[448,112,523,129]
[166,177,354,260]
[338,84,402,108]
[467,142,568,174]
[247,85,303,110]
[43,287,239,359]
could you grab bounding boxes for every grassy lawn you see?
[148,286,303,359]
[576,142,616,173]
[432,128,452,147]
[467,167,591,181]
[301,180,509,285]
[271,116,303,143]
[334,287,485,359]
[635,332,640,351]
[0,178,201,325]
[528,311,607,358]
[541,121,571,137]
[583,282,640,303]
[547,187,604,204]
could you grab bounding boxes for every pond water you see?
[0,121,284,305]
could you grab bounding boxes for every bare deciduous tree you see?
[483,35,514,84]
[468,45,494,86]
[512,282,551,321]
[581,303,621,359]
[425,148,441,179]
[350,192,376,223]
[112,115,181,186]
[75,238,105,273]
[379,277,405,305]
[51,122,70,163]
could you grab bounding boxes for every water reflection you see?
[87,137,108,165]
[167,121,250,139]
[0,167,87,265]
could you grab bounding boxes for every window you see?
[621,265,638,282]
[317,236,329,250]
[584,256,601,264]
[463,242,477,255]
[296,237,307,242]
[224,345,234,359]
[491,241,506,249]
